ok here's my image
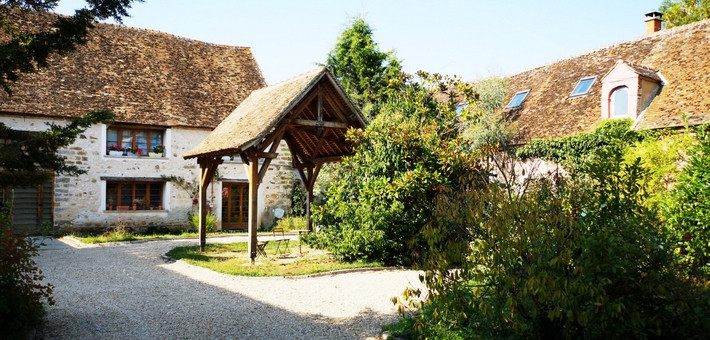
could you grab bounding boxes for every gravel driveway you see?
[33,236,424,339]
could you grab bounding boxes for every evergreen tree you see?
[324,17,403,118]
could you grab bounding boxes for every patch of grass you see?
[70,230,212,244]
[69,229,276,244]
[166,242,382,277]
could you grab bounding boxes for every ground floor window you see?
[106,181,164,210]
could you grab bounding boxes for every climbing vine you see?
[517,119,645,166]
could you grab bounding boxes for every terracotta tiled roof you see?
[503,18,710,141]
[0,7,266,128]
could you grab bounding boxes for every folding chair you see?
[256,240,268,259]
[272,227,290,255]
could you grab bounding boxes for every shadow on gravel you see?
[32,240,400,340]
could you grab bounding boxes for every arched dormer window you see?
[609,86,629,118]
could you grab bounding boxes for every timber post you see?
[247,153,259,263]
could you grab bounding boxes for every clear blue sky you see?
[55,0,661,85]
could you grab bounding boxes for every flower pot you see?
[108,150,123,157]
[149,152,163,158]
[117,205,129,211]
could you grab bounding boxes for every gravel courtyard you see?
[33,236,424,339]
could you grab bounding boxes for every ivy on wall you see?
[516,119,645,166]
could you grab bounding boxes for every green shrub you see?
[665,125,710,277]
[399,141,710,339]
[274,216,306,232]
[289,179,307,217]
[308,73,480,266]
[0,204,55,338]
[624,128,697,209]
[190,212,217,233]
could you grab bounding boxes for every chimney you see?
[645,11,663,34]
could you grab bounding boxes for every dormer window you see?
[600,60,662,120]
[506,90,530,109]
[610,86,629,117]
[570,76,597,97]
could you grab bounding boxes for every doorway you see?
[221,182,249,230]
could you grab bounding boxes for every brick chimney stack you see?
[645,11,663,34]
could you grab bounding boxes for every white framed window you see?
[505,90,530,109]
[610,86,629,117]
[570,76,597,97]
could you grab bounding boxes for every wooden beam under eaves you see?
[291,119,349,129]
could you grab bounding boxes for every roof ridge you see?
[266,67,325,87]
[40,8,252,50]
[498,17,710,79]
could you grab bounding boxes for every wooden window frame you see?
[106,126,164,156]
[106,180,164,211]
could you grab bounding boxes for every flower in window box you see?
[107,143,123,156]
[150,144,165,157]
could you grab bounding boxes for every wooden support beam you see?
[312,155,343,164]
[247,152,259,263]
[197,157,222,251]
[255,151,279,159]
[317,85,323,137]
[287,88,320,120]
[291,119,349,129]
[322,89,349,124]
[311,129,329,160]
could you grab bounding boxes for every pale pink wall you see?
[600,63,640,120]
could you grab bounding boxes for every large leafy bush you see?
[665,126,710,277]
[308,73,481,266]
[395,133,710,339]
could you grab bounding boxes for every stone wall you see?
[1,114,295,234]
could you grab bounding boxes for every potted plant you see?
[107,197,114,210]
[150,144,165,157]
[126,147,141,157]
[107,143,123,157]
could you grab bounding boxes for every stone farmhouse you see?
[0,9,295,233]
[501,12,710,141]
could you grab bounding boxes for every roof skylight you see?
[506,90,530,109]
[570,76,597,97]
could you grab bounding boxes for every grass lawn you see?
[69,230,271,244]
[166,241,382,277]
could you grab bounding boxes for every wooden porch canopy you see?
[183,67,366,261]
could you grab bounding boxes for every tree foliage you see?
[306,72,482,266]
[665,125,710,277]
[659,0,710,28]
[324,17,403,118]
[0,110,115,187]
[395,140,710,339]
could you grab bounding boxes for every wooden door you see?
[221,182,249,230]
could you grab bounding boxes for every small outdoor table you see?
[291,229,310,254]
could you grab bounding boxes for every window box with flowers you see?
[106,126,165,158]
[150,144,165,158]
[107,143,123,157]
